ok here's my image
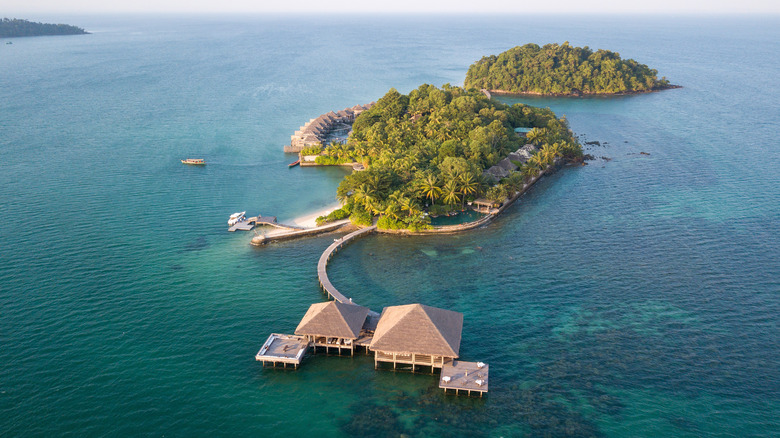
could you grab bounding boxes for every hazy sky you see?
[4,0,780,15]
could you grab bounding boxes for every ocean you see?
[1,14,778,437]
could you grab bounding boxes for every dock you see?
[255,333,310,368]
[229,215,305,232]
[439,360,489,397]
[251,219,351,245]
[317,225,377,302]
[255,224,490,396]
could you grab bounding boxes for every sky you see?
[2,0,779,15]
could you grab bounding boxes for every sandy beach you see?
[290,203,342,228]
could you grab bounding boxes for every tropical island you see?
[464,42,676,96]
[307,84,583,232]
[0,18,88,38]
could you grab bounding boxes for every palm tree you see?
[418,174,442,206]
[526,127,548,145]
[352,183,376,213]
[458,173,479,208]
[442,180,461,206]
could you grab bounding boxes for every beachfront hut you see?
[472,198,501,214]
[295,301,370,355]
[369,304,463,371]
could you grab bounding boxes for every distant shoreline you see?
[0,18,89,38]
[486,84,682,98]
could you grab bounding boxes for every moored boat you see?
[228,211,247,226]
[181,158,206,165]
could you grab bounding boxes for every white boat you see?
[228,211,246,226]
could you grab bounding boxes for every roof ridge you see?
[418,304,457,355]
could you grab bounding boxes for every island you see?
[464,42,677,96]
[1,18,88,38]
[308,84,582,232]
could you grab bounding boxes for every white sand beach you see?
[290,203,342,228]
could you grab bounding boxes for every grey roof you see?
[369,303,463,357]
[497,158,517,172]
[295,301,370,340]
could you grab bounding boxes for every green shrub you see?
[315,207,351,226]
[349,209,373,226]
[300,145,323,156]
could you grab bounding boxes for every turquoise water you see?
[1,15,778,437]
[429,210,486,226]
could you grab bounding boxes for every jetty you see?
[228,215,303,232]
[317,225,377,302]
[284,103,374,153]
[250,219,351,245]
[255,222,489,396]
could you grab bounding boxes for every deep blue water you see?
[1,14,778,437]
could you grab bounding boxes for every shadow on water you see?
[183,235,209,252]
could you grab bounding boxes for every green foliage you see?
[300,145,324,156]
[486,185,509,203]
[315,206,351,226]
[465,42,672,95]
[349,209,373,226]
[334,84,580,230]
[314,155,352,165]
[0,18,87,37]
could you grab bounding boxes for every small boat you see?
[181,158,206,165]
[228,211,246,226]
[288,159,300,168]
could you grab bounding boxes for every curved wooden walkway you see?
[317,225,377,303]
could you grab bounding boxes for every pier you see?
[317,225,377,303]
[250,219,352,245]
[229,215,306,232]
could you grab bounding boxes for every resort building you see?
[369,303,463,371]
[294,300,370,355]
[285,103,375,152]
[483,143,538,183]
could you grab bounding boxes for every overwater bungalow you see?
[294,301,370,355]
[369,303,463,371]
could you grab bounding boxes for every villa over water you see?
[256,301,489,396]
[284,103,375,153]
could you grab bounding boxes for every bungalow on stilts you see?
[294,300,370,356]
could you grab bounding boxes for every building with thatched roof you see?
[369,303,463,370]
[295,301,369,355]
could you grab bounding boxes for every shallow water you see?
[1,14,778,437]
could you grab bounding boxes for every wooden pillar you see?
[393,352,396,370]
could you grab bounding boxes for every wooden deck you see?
[228,220,255,232]
[255,333,310,368]
[317,225,377,303]
[439,360,489,396]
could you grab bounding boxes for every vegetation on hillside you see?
[465,42,672,95]
[314,84,581,230]
[0,18,88,38]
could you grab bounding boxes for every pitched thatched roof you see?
[497,158,517,172]
[295,301,369,340]
[369,304,463,357]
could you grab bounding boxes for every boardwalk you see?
[251,219,351,245]
[317,225,377,303]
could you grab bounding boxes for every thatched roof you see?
[497,158,517,172]
[369,304,463,357]
[295,301,369,340]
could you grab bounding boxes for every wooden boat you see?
[181,158,206,165]
[288,159,300,168]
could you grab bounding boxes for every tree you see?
[442,180,461,206]
[418,174,442,206]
